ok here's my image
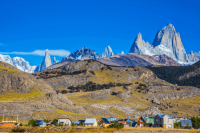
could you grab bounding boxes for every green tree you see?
[53,119,58,124]
[44,119,50,123]
[28,119,37,126]
[71,122,75,126]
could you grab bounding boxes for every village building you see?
[58,118,71,126]
[154,114,174,129]
[85,118,97,127]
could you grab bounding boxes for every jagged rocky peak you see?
[102,46,114,58]
[53,57,59,65]
[67,46,101,60]
[188,50,199,62]
[129,32,153,55]
[121,51,124,54]
[152,23,188,63]
[34,49,52,72]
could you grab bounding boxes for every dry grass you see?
[0,87,46,102]
[0,66,20,74]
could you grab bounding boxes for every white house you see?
[58,118,71,126]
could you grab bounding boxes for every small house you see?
[107,116,117,122]
[35,120,47,127]
[85,118,97,127]
[131,121,137,127]
[136,116,145,127]
[99,118,110,127]
[154,114,174,129]
[58,118,71,126]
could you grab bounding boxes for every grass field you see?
[0,87,45,102]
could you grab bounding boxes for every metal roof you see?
[180,120,193,127]
[102,118,110,124]
[85,118,96,124]
[157,114,173,119]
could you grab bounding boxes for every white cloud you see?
[0,49,70,57]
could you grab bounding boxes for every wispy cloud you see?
[0,49,70,57]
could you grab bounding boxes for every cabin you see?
[154,114,174,129]
[85,118,97,127]
[35,120,47,127]
[99,118,110,127]
[58,118,71,126]
[136,116,145,127]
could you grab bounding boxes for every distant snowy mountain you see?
[129,23,199,64]
[121,51,124,54]
[67,46,101,60]
[34,49,52,72]
[53,57,59,64]
[0,54,36,73]
[102,46,114,58]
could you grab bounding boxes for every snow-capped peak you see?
[102,46,114,58]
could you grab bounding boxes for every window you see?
[155,119,158,122]
[160,118,162,123]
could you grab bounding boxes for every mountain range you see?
[0,23,200,73]
[0,54,36,73]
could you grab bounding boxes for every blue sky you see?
[0,0,199,66]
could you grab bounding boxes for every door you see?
[164,124,166,129]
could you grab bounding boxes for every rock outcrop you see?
[102,46,114,58]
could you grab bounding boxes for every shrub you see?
[174,122,181,128]
[28,119,36,126]
[12,128,25,132]
[108,121,124,129]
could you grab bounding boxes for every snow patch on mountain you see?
[67,46,101,60]
[0,54,36,73]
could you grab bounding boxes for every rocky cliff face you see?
[129,33,154,55]
[152,23,188,63]
[0,54,36,73]
[188,50,199,62]
[67,46,101,60]
[102,46,114,58]
[34,49,52,72]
